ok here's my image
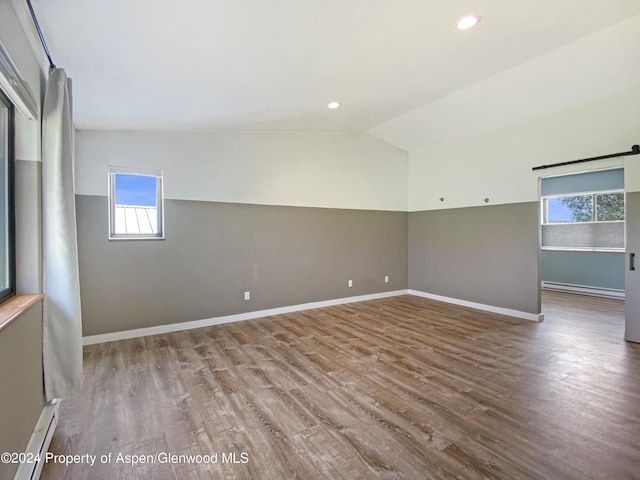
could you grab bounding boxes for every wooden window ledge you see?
[0,294,44,333]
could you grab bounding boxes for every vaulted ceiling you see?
[31,0,640,151]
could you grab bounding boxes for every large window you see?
[541,189,625,251]
[0,89,15,303]
[108,167,164,240]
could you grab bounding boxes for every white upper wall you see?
[75,130,408,211]
[76,86,639,213]
[626,152,640,194]
[409,88,640,212]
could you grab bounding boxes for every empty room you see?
[1,1,640,479]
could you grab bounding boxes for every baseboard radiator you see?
[541,281,625,299]
[13,400,59,480]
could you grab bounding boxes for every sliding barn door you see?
[625,191,640,343]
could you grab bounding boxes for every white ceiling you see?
[30,0,640,151]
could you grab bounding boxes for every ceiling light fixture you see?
[327,101,341,109]
[456,15,480,30]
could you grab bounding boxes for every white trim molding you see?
[84,289,546,345]
[0,38,38,119]
[83,290,409,345]
[408,289,544,322]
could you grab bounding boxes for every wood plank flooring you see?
[40,292,640,479]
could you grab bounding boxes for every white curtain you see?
[42,67,83,400]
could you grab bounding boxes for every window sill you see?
[108,236,165,241]
[541,247,624,253]
[542,221,624,226]
[0,294,44,333]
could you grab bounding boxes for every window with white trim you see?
[108,167,164,240]
[541,189,624,251]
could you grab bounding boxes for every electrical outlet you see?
[244,291,250,300]
[348,280,353,287]
[384,275,389,283]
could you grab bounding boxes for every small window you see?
[108,167,164,240]
[0,89,15,302]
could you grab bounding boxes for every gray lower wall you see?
[408,202,540,315]
[77,196,409,336]
[0,301,44,480]
[541,250,625,290]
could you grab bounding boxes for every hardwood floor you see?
[41,292,640,479]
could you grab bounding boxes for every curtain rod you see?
[26,0,55,69]
[532,144,640,171]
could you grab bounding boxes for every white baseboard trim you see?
[13,399,59,480]
[541,281,625,299]
[83,290,410,345]
[408,289,544,322]
[84,288,546,345]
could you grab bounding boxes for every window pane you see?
[546,195,593,223]
[115,174,157,207]
[113,174,158,235]
[596,193,624,221]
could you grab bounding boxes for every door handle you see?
[632,253,636,271]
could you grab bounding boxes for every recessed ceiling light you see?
[456,15,480,30]
[327,101,341,109]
